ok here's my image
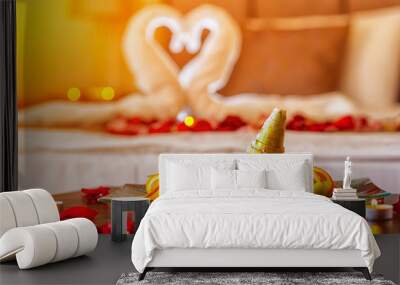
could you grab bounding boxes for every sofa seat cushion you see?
[0,218,98,269]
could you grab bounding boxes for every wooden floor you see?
[369,213,400,235]
[0,236,379,285]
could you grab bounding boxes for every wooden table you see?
[110,197,149,241]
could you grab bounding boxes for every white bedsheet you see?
[131,190,380,273]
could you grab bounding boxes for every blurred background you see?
[17,0,400,197]
[17,0,400,106]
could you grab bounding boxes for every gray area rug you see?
[116,272,395,285]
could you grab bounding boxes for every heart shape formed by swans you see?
[122,5,286,124]
[122,4,242,95]
[122,4,289,124]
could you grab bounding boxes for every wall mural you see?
[17,1,400,201]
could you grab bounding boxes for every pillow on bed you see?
[236,169,267,189]
[211,168,236,190]
[166,160,235,192]
[237,159,308,191]
[211,168,267,190]
[220,15,349,96]
[167,163,209,191]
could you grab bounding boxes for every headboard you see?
[159,153,313,195]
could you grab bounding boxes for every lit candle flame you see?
[184,116,195,127]
[67,88,81,101]
[101,87,115,101]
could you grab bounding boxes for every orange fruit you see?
[313,167,334,197]
[145,173,160,201]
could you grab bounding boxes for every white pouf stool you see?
[0,189,98,269]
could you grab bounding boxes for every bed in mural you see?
[17,1,400,194]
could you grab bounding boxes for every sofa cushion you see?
[0,189,60,238]
[0,218,97,269]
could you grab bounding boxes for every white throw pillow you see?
[211,168,236,190]
[211,169,267,190]
[237,159,308,191]
[236,169,267,189]
[167,162,210,191]
[166,160,235,192]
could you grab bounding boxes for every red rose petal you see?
[333,115,355,130]
[286,114,308,131]
[307,123,328,132]
[216,115,246,131]
[97,218,135,234]
[127,220,135,234]
[292,114,306,122]
[148,120,175,134]
[176,122,191,132]
[126,117,143,125]
[394,200,400,214]
[287,120,305,131]
[81,186,110,204]
[105,117,139,136]
[192,119,213,132]
[60,206,98,221]
[324,123,338,132]
[97,222,111,234]
[359,117,369,128]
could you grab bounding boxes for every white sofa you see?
[0,189,98,269]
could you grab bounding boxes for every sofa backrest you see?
[0,189,60,238]
[159,153,313,195]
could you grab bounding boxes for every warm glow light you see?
[184,116,195,127]
[101,87,115,101]
[67,87,80,101]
